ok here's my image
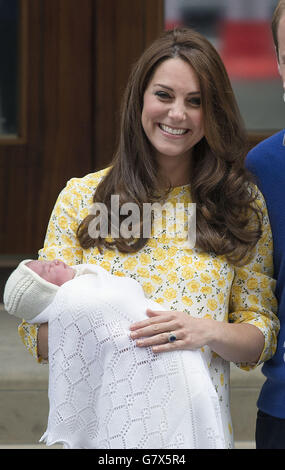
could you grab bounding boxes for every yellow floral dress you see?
[18,167,279,448]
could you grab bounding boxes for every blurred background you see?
[165,0,283,130]
[0,0,282,448]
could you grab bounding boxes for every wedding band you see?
[168,332,177,343]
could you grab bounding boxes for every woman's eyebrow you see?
[153,83,200,95]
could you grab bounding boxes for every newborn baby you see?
[3,259,226,449]
[28,259,75,285]
[4,259,87,321]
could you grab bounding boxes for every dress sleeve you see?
[38,177,86,264]
[229,188,279,370]
[18,177,87,362]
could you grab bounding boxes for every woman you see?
[19,28,279,448]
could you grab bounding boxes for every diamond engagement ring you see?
[168,332,177,343]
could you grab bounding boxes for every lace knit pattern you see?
[40,271,226,449]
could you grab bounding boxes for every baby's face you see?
[27,260,75,286]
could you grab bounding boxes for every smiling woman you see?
[18,27,279,449]
[141,58,204,186]
[77,28,260,264]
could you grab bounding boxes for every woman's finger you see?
[129,310,172,331]
[152,341,185,353]
[130,320,177,339]
[146,309,166,317]
[136,331,174,347]
[136,329,184,348]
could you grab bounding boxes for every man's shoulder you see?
[247,130,285,161]
[246,130,285,189]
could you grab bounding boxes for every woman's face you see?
[141,58,204,170]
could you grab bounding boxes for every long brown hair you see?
[77,28,262,265]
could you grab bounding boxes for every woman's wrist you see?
[207,321,264,364]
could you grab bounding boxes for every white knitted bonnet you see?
[3,259,59,320]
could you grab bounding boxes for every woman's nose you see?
[168,103,186,121]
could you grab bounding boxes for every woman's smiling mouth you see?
[159,123,189,136]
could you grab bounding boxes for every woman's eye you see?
[188,97,201,107]
[154,91,171,100]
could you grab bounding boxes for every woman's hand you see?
[129,309,214,353]
[130,308,265,364]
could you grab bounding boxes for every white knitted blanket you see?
[35,265,226,449]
